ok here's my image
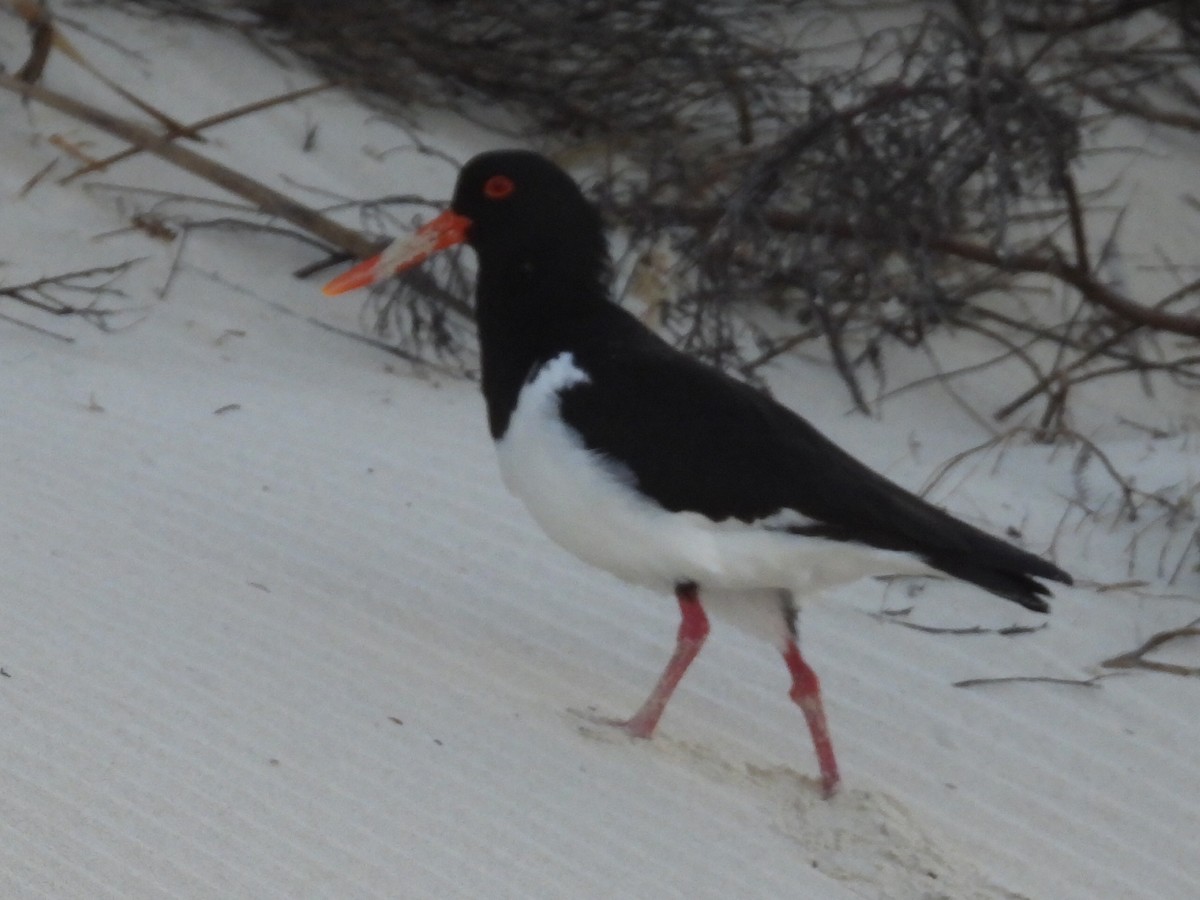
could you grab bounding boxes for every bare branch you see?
[953,674,1112,688]
[1101,619,1200,677]
[0,72,377,260]
[869,612,1048,637]
[59,81,335,184]
[0,259,145,327]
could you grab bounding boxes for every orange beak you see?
[322,209,472,296]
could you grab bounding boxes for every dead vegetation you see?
[74,0,1200,423]
[6,1,1198,424]
[0,260,144,339]
[1102,616,1200,676]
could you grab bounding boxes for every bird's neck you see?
[475,257,611,440]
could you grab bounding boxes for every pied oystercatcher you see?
[324,150,1073,797]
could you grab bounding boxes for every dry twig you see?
[59,81,335,184]
[869,611,1048,637]
[0,259,145,327]
[1101,618,1200,677]
[953,673,1111,688]
[0,71,375,260]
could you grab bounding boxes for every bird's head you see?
[323,150,607,298]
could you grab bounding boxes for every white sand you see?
[1,7,1198,898]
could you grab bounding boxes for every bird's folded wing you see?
[558,335,1069,590]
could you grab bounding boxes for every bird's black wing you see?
[558,313,1071,611]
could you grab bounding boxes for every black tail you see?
[923,552,1070,613]
[922,518,1072,612]
[789,521,1072,613]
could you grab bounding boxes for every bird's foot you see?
[572,708,658,740]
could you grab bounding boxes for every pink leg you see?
[783,639,840,798]
[615,583,710,739]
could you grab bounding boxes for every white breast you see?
[494,353,931,610]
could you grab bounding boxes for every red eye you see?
[483,175,515,200]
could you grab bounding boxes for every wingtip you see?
[1025,594,1051,614]
[1024,563,1073,613]
[1041,562,1074,588]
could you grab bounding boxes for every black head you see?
[323,150,612,311]
[450,151,610,298]
[321,150,620,438]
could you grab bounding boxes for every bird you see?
[323,149,1073,798]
